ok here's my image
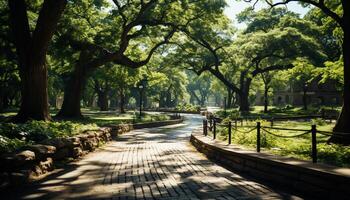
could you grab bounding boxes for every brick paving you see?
[6,115,302,200]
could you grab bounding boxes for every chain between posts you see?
[202,117,338,163]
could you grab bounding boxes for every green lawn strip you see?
[216,106,342,120]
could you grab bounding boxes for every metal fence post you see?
[257,122,261,152]
[209,118,213,131]
[311,125,317,163]
[213,120,216,140]
[203,120,208,136]
[228,121,232,144]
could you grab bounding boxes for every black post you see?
[311,125,317,163]
[209,118,213,131]
[257,122,261,152]
[203,120,208,136]
[228,121,232,144]
[213,120,216,140]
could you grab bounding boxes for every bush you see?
[0,135,27,154]
[0,121,99,153]
[175,103,200,112]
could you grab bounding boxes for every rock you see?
[68,137,81,147]
[41,138,65,149]
[54,148,70,160]
[25,145,56,160]
[83,140,95,151]
[33,158,54,176]
[10,170,30,185]
[77,134,88,141]
[10,150,36,169]
[72,147,83,158]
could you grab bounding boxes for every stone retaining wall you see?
[0,127,112,187]
[190,129,350,200]
[0,117,183,187]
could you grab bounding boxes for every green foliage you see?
[176,103,200,112]
[0,121,99,145]
[0,121,97,153]
[0,135,27,154]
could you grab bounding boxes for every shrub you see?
[176,103,200,112]
[0,121,99,153]
[0,135,27,154]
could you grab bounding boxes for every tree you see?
[7,0,67,122]
[176,8,323,112]
[187,72,212,106]
[55,0,224,118]
[0,2,20,112]
[245,0,350,143]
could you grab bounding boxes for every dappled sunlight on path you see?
[3,115,302,200]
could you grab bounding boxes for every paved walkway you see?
[6,115,302,200]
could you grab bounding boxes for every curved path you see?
[5,114,302,200]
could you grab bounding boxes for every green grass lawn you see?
[210,119,350,167]
[216,105,342,119]
[0,108,171,126]
[77,109,171,126]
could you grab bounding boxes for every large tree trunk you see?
[159,92,166,108]
[119,89,126,113]
[165,91,172,107]
[239,77,251,112]
[9,0,66,122]
[227,88,233,108]
[56,60,89,118]
[165,87,172,107]
[15,61,50,121]
[302,88,308,111]
[97,91,108,111]
[239,93,249,112]
[331,8,350,143]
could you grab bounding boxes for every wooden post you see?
[257,122,261,152]
[213,120,216,140]
[235,119,237,129]
[311,125,317,163]
[228,121,232,144]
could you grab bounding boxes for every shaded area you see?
[1,114,302,200]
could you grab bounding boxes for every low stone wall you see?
[0,118,184,187]
[0,128,112,187]
[190,129,350,200]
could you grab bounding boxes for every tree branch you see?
[251,63,294,77]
